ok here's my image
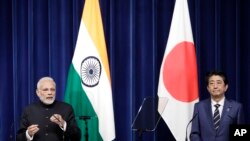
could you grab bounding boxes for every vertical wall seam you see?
[11,0,17,138]
[195,0,200,80]
[130,0,135,140]
[235,0,240,100]
[214,0,218,68]
[48,1,52,75]
[152,0,156,140]
[28,0,34,104]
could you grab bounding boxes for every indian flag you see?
[64,0,115,140]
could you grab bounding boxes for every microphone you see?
[185,112,198,141]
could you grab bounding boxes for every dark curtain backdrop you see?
[1,0,250,141]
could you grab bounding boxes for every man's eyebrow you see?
[42,88,55,90]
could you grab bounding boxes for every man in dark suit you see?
[190,71,245,141]
[16,77,81,141]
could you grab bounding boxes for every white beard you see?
[39,96,55,105]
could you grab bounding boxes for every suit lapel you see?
[204,99,215,131]
[221,99,230,120]
[218,99,231,132]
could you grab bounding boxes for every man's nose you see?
[47,89,54,94]
[213,83,218,88]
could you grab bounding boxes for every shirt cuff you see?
[26,130,33,141]
[60,121,67,131]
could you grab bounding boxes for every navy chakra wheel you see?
[80,56,102,87]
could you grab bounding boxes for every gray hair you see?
[37,77,56,89]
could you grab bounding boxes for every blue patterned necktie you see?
[213,104,220,130]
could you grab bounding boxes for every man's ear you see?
[36,89,40,96]
[207,86,209,91]
[225,84,229,91]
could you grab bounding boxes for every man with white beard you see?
[16,77,81,141]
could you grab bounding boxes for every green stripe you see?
[64,64,102,141]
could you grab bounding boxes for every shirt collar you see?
[211,97,225,107]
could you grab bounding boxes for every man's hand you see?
[50,114,65,128]
[27,124,39,137]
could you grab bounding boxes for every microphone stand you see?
[137,129,144,141]
[79,116,91,141]
[185,113,198,141]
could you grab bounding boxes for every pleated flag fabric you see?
[64,0,115,140]
[157,0,199,140]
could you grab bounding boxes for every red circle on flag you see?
[163,41,198,102]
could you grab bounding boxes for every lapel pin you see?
[227,106,232,112]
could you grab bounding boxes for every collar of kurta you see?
[39,100,57,108]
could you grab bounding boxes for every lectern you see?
[131,97,168,139]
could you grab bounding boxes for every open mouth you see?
[46,97,54,100]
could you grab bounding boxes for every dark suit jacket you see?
[190,98,245,141]
[16,100,81,141]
